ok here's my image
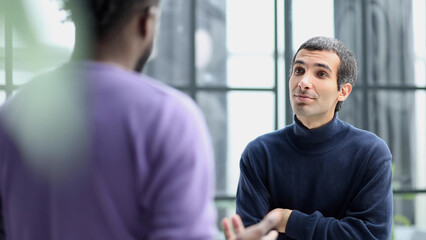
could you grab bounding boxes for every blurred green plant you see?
[215,199,236,210]
[391,163,414,240]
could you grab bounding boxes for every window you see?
[397,0,426,234]
[144,0,284,222]
[0,13,8,104]
[145,0,281,193]
[335,0,426,237]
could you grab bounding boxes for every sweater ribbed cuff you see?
[285,210,308,239]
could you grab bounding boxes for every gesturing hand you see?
[221,213,279,240]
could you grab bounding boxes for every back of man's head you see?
[62,0,159,40]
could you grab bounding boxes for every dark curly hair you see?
[291,36,357,112]
[61,0,159,39]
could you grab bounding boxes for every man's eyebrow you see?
[316,63,333,72]
[293,60,333,72]
[293,60,305,66]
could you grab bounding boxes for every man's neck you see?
[296,114,335,130]
[72,39,135,72]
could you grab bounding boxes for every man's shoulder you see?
[244,128,289,153]
[0,61,203,135]
[137,75,204,125]
[65,61,202,120]
[342,121,385,144]
[139,75,197,111]
[340,120,391,156]
[77,62,189,104]
[251,128,283,142]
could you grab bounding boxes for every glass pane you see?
[0,14,4,47]
[366,60,416,87]
[226,91,275,195]
[415,60,425,87]
[195,0,227,87]
[226,0,274,55]
[198,91,275,196]
[21,0,75,49]
[413,91,426,190]
[198,0,275,88]
[199,90,275,235]
[393,194,426,238]
[144,0,192,87]
[197,92,228,195]
[0,69,4,86]
[0,91,6,106]
[215,198,236,239]
[0,14,4,85]
[277,56,286,128]
[413,0,426,87]
[227,56,274,88]
[364,1,415,87]
[413,0,425,58]
[338,90,364,128]
[366,90,425,190]
[292,0,334,51]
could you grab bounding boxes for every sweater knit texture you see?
[0,62,216,240]
[236,115,393,240]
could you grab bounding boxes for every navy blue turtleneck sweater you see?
[236,115,393,240]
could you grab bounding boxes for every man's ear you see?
[138,7,158,38]
[337,83,352,101]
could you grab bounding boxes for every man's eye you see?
[294,68,304,74]
[318,72,328,77]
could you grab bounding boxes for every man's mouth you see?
[294,94,315,101]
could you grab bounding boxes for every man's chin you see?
[293,106,316,117]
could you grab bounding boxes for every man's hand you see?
[221,213,279,240]
[268,208,292,233]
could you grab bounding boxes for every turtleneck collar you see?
[292,114,342,143]
[285,114,346,155]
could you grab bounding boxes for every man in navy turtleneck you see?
[236,36,393,240]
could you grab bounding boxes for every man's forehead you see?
[294,49,340,69]
[295,49,338,59]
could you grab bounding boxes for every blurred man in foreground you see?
[0,0,277,239]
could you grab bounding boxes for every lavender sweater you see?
[0,62,216,240]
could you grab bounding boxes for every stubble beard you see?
[134,40,154,73]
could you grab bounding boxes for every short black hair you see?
[61,0,159,39]
[291,36,357,112]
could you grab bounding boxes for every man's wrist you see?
[268,208,293,233]
[281,209,292,233]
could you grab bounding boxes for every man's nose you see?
[298,75,313,89]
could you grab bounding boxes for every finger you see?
[261,230,279,240]
[231,215,245,234]
[222,217,236,240]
